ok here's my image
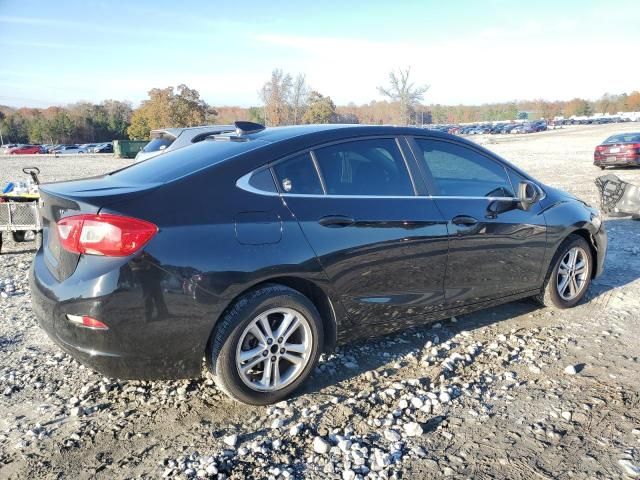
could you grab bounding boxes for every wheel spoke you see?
[248,323,268,345]
[273,360,282,387]
[558,263,570,275]
[261,357,273,387]
[558,274,570,295]
[258,316,274,339]
[282,317,301,342]
[282,353,303,365]
[239,346,265,364]
[284,342,306,354]
[568,249,578,268]
[241,354,265,373]
[274,312,295,339]
[569,275,578,297]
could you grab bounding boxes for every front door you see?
[272,137,449,331]
[411,137,548,307]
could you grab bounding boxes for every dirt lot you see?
[1,124,639,479]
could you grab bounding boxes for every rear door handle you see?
[451,215,478,226]
[318,215,355,228]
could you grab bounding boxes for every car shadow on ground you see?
[295,297,541,398]
[590,217,640,294]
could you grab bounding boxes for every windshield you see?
[142,133,176,152]
[604,133,640,144]
[110,138,268,184]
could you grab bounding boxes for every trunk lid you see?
[39,175,160,281]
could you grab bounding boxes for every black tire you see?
[535,234,593,309]
[208,284,324,405]
[12,231,35,243]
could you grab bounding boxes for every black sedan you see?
[30,122,607,405]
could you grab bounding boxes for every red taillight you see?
[624,143,640,152]
[595,145,606,152]
[56,214,157,257]
[66,314,109,330]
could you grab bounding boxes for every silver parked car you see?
[134,125,235,162]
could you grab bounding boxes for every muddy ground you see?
[0,123,639,479]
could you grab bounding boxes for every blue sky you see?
[1,0,639,108]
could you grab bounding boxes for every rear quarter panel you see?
[98,161,337,375]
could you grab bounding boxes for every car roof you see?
[151,125,235,137]
[226,124,458,145]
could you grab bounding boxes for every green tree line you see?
[2,73,640,145]
[0,100,132,144]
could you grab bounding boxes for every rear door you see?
[272,137,449,329]
[410,137,547,307]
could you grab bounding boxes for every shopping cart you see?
[0,167,42,253]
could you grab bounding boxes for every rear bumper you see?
[29,249,222,380]
[594,154,640,167]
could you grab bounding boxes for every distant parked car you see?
[78,143,99,153]
[135,125,235,162]
[594,132,640,169]
[52,145,81,154]
[2,143,20,153]
[8,145,43,154]
[93,143,113,153]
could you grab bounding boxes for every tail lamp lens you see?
[66,314,109,330]
[57,214,157,256]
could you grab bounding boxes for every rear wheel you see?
[536,234,593,309]
[208,284,323,405]
[12,230,36,243]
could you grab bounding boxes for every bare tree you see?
[290,74,309,125]
[378,67,429,125]
[259,69,293,126]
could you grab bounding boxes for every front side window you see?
[312,138,414,196]
[272,152,323,195]
[416,139,514,198]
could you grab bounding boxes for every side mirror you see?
[518,180,542,210]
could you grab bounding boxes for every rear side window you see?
[273,153,323,195]
[110,139,267,184]
[312,138,414,196]
[416,139,515,198]
[142,134,176,153]
[248,169,277,193]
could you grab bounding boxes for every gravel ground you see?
[1,124,639,479]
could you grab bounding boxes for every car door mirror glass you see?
[518,180,540,209]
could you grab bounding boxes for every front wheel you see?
[208,284,323,405]
[535,234,593,309]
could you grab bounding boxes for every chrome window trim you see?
[236,172,546,203]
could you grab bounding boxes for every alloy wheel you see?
[235,307,313,392]
[556,246,589,301]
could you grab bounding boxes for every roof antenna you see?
[235,121,266,135]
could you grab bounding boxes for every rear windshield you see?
[109,139,267,184]
[604,133,640,144]
[142,134,176,153]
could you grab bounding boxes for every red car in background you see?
[8,145,43,154]
[594,132,640,169]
